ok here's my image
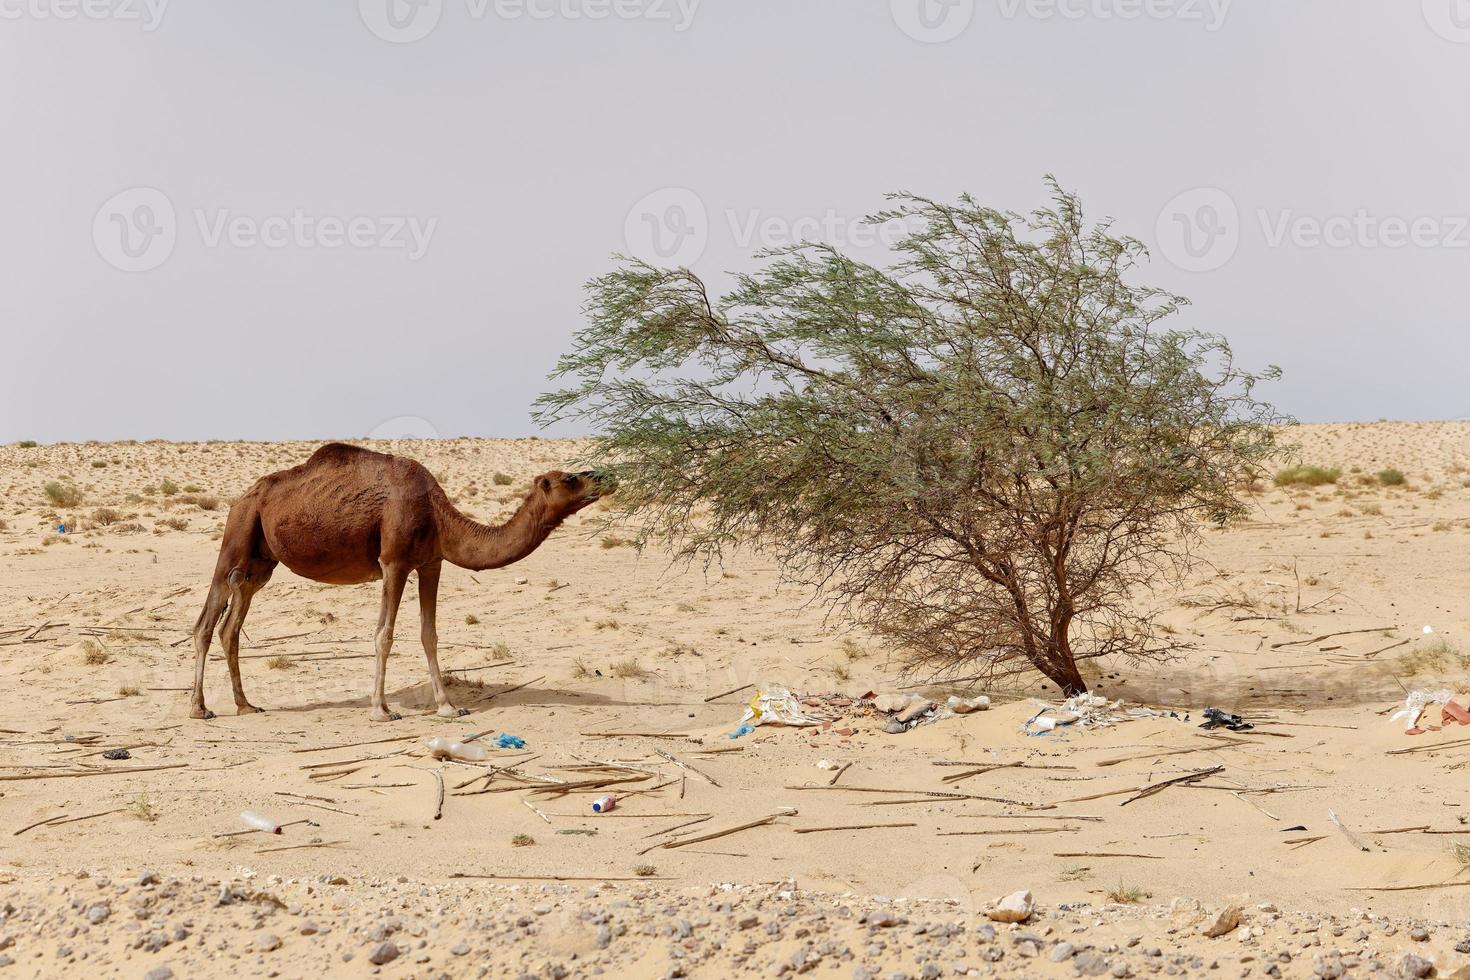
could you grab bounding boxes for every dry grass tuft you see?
[610,658,651,679]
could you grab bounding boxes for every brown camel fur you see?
[189,443,603,722]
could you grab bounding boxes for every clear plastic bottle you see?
[425,736,488,762]
[240,811,281,834]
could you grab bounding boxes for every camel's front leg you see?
[370,561,410,722]
[418,559,468,718]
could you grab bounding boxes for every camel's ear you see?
[539,477,552,492]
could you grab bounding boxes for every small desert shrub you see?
[1358,502,1383,516]
[78,640,108,665]
[183,484,203,493]
[1399,637,1470,676]
[634,864,658,877]
[571,657,593,679]
[266,655,293,670]
[1273,465,1340,487]
[129,794,159,823]
[184,494,220,511]
[464,614,480,625]
[511,834,535,847]
[44,481,83,507]
[92,507,123,526]
[91,460,107,468]
[1105,882,1150,905]
[118,683,141,697]
[492,472,514,485]
[593,618,619,631]
[158,517,189,531]
[600,534,629,549]
[487,641,512,660]
[158,479,179,496]
[0,518,7,532]
[17,440,38,448]
[610,657,650,679]
[1377,467,1406,486]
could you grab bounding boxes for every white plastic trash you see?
[425,736,488,763]
[240,811,281,834]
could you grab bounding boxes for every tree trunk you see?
[1033,645,1087,696]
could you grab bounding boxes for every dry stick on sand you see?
[256,839,349,854]
[787,785,1040,808]
[452,873,675,882]
[641,808,797,855]
[703,683,755,703]
[480,674,546,703]
[1095,738,1248,768]
[13,807,124,837]
[828,762,853,787]
[1271,627,1397,649]
[959,813,1104,822]
[0,763,188,782]
[522,799,552,824]
[939,827,1080,836]
[793,822,916,834]
[430,769,446,820]
[1120,766,1224,807]
[291,734,418,754]
[655,749,721,788]
[1386,736,1470,756]
[1054,851,1163,860]
[643,815,712,839]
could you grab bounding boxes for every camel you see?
[189,442,604,722]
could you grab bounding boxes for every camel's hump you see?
[305,442,392,465]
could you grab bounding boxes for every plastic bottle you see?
[591,795,616,813]
[240,811,281,834]
[425,736,489,762]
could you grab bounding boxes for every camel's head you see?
[534,469,607,518]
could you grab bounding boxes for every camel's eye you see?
[563,474,578,486]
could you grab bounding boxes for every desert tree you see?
[536,181,1284,694]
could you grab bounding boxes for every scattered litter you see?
[739,687,822,729]
[815,759,838,771]
[1199,707,1253,732]
[1423,625,1434,634]
[727,723,754,739]
[425,736,488,762]
[496,733,526,749]
[592,794,617,813]
[1390,689,1455,734]
[1024,693,1171,737]
[239,811,282,834]
[102,748,131,761]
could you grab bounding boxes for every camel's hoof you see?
[190,707,215,720]
[438,706,471,718]
[235,704,264,716]
[370,709,402,723]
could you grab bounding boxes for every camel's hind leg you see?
[190,576,231,720]
[219,561,274,714]
[418,559,467,718]
[370,561,411,722]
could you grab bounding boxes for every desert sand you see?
[3,423,1470,978]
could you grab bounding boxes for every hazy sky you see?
[4,0,1469,443]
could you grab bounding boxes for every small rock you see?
[1050,941,1075,962]
[255,932,281,952]
[1203,906,1243,939]
[299,921,319,936]
[986,891,1033,924]
[452,943,470,956]
[84,903,110,925]
[143,968,174,980]
[368,941,400,966]
[1398,953,1433,979]
[1408,926,1429,942]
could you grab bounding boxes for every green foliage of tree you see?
[538,182,1286,693]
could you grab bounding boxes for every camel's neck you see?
[433,492,562,572]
